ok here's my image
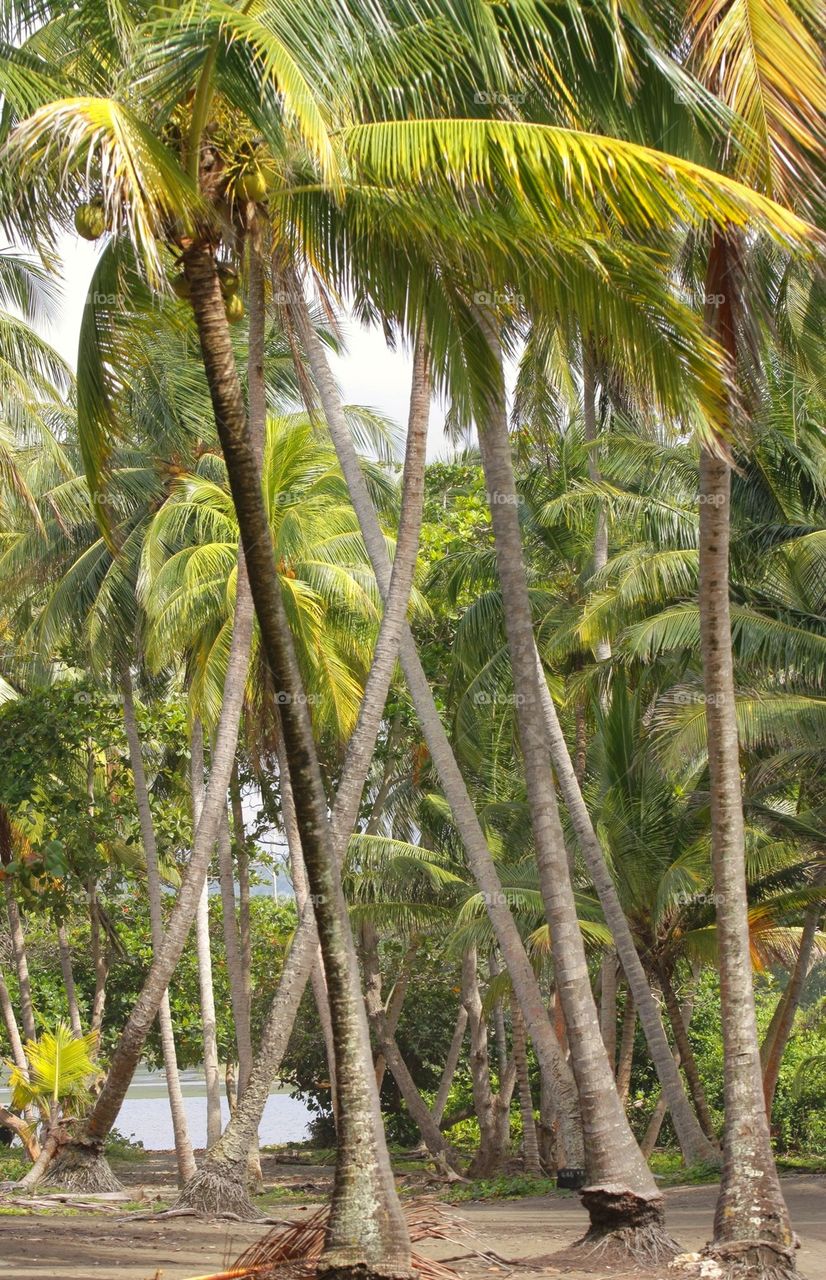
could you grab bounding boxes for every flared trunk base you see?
[318,1258,416,1280]
[47,1140,123,1194]
[692,1240,799,1280]
[562,1186,680,1268]
[174,1159,260,1219]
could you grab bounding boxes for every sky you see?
[43,235,454,459]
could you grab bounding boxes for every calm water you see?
[1,1068,312,1151]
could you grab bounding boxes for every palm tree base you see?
[569,1185,680,1265]
[174,1158,261,1220]
[46,1137,123,1194]
[696,1240,800,1279]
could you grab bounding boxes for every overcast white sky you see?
[45,235,454,459]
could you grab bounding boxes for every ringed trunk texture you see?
[184,244,414,1276]
[474,315,673,1253]
[698,440,796,1277]
[292,289,584,1168]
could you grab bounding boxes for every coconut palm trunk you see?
[432,1006,468,1126]
[176,307,432,1220]
[656,963,716,1141]
[462,948,516,1177]
[120,668,196,1185]
[699,436,795,1278]
[291,289,584,1168]
[534,646,718,1165]
[474,315,676,1257]
[513,1002,542,1176]
[41,540,256,1191]
[57,924,83,1039]
[4,885,35,1042]
[615,989,636,1104]
[182,243,426,1274]
[0,965,27,1073]
[216,810,253,1100]
[761,874,824,1113]
[190,718,223,1150]
[361,921,460,1172]
[599,952,618,1071]
[275,724,338,1113]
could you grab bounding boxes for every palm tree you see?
[686,0,825,1267]
[2,0,818,1244]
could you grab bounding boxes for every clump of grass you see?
[444,1174,560,1203]
[649,1152,721,1186]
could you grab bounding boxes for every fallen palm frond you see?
[178,1199,525,1280]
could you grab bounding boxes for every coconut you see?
[225,294,245,324]
[74,202,106,241]
[236,168,268,203]
[218,266,240,297]
[171,273,191,300]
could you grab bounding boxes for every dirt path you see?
[0,1173,823,1280]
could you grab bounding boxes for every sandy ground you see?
[0,1160,823,1280]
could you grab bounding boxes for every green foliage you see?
[8,1022,98,1120]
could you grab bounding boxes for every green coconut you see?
[236,168,268,203]
[171,272,191,300]
[225,293,245,324]
[218,266,240,297]
[74,202,106,241]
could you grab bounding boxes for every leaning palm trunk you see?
[474,316,675,1258]
[432,1006,468,1127]
[275,724,338,1115]
[699,437,795,1279]
[513,1003,542,1177]
[182,245,418,1277]
[0,964,27,1072]
[176,315,431,1219]
[291,288,584,1168]
[462,949,515,1178]
[57,925,83,1039]
[534,648,718,1165]
[4,884,35,1042]
[120,668,196,1186]
[216,810,253,1097]
[761,872,824,1113]
[362,921,459,1173]
[42,547,255,1192]
[191,719,223,1150]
